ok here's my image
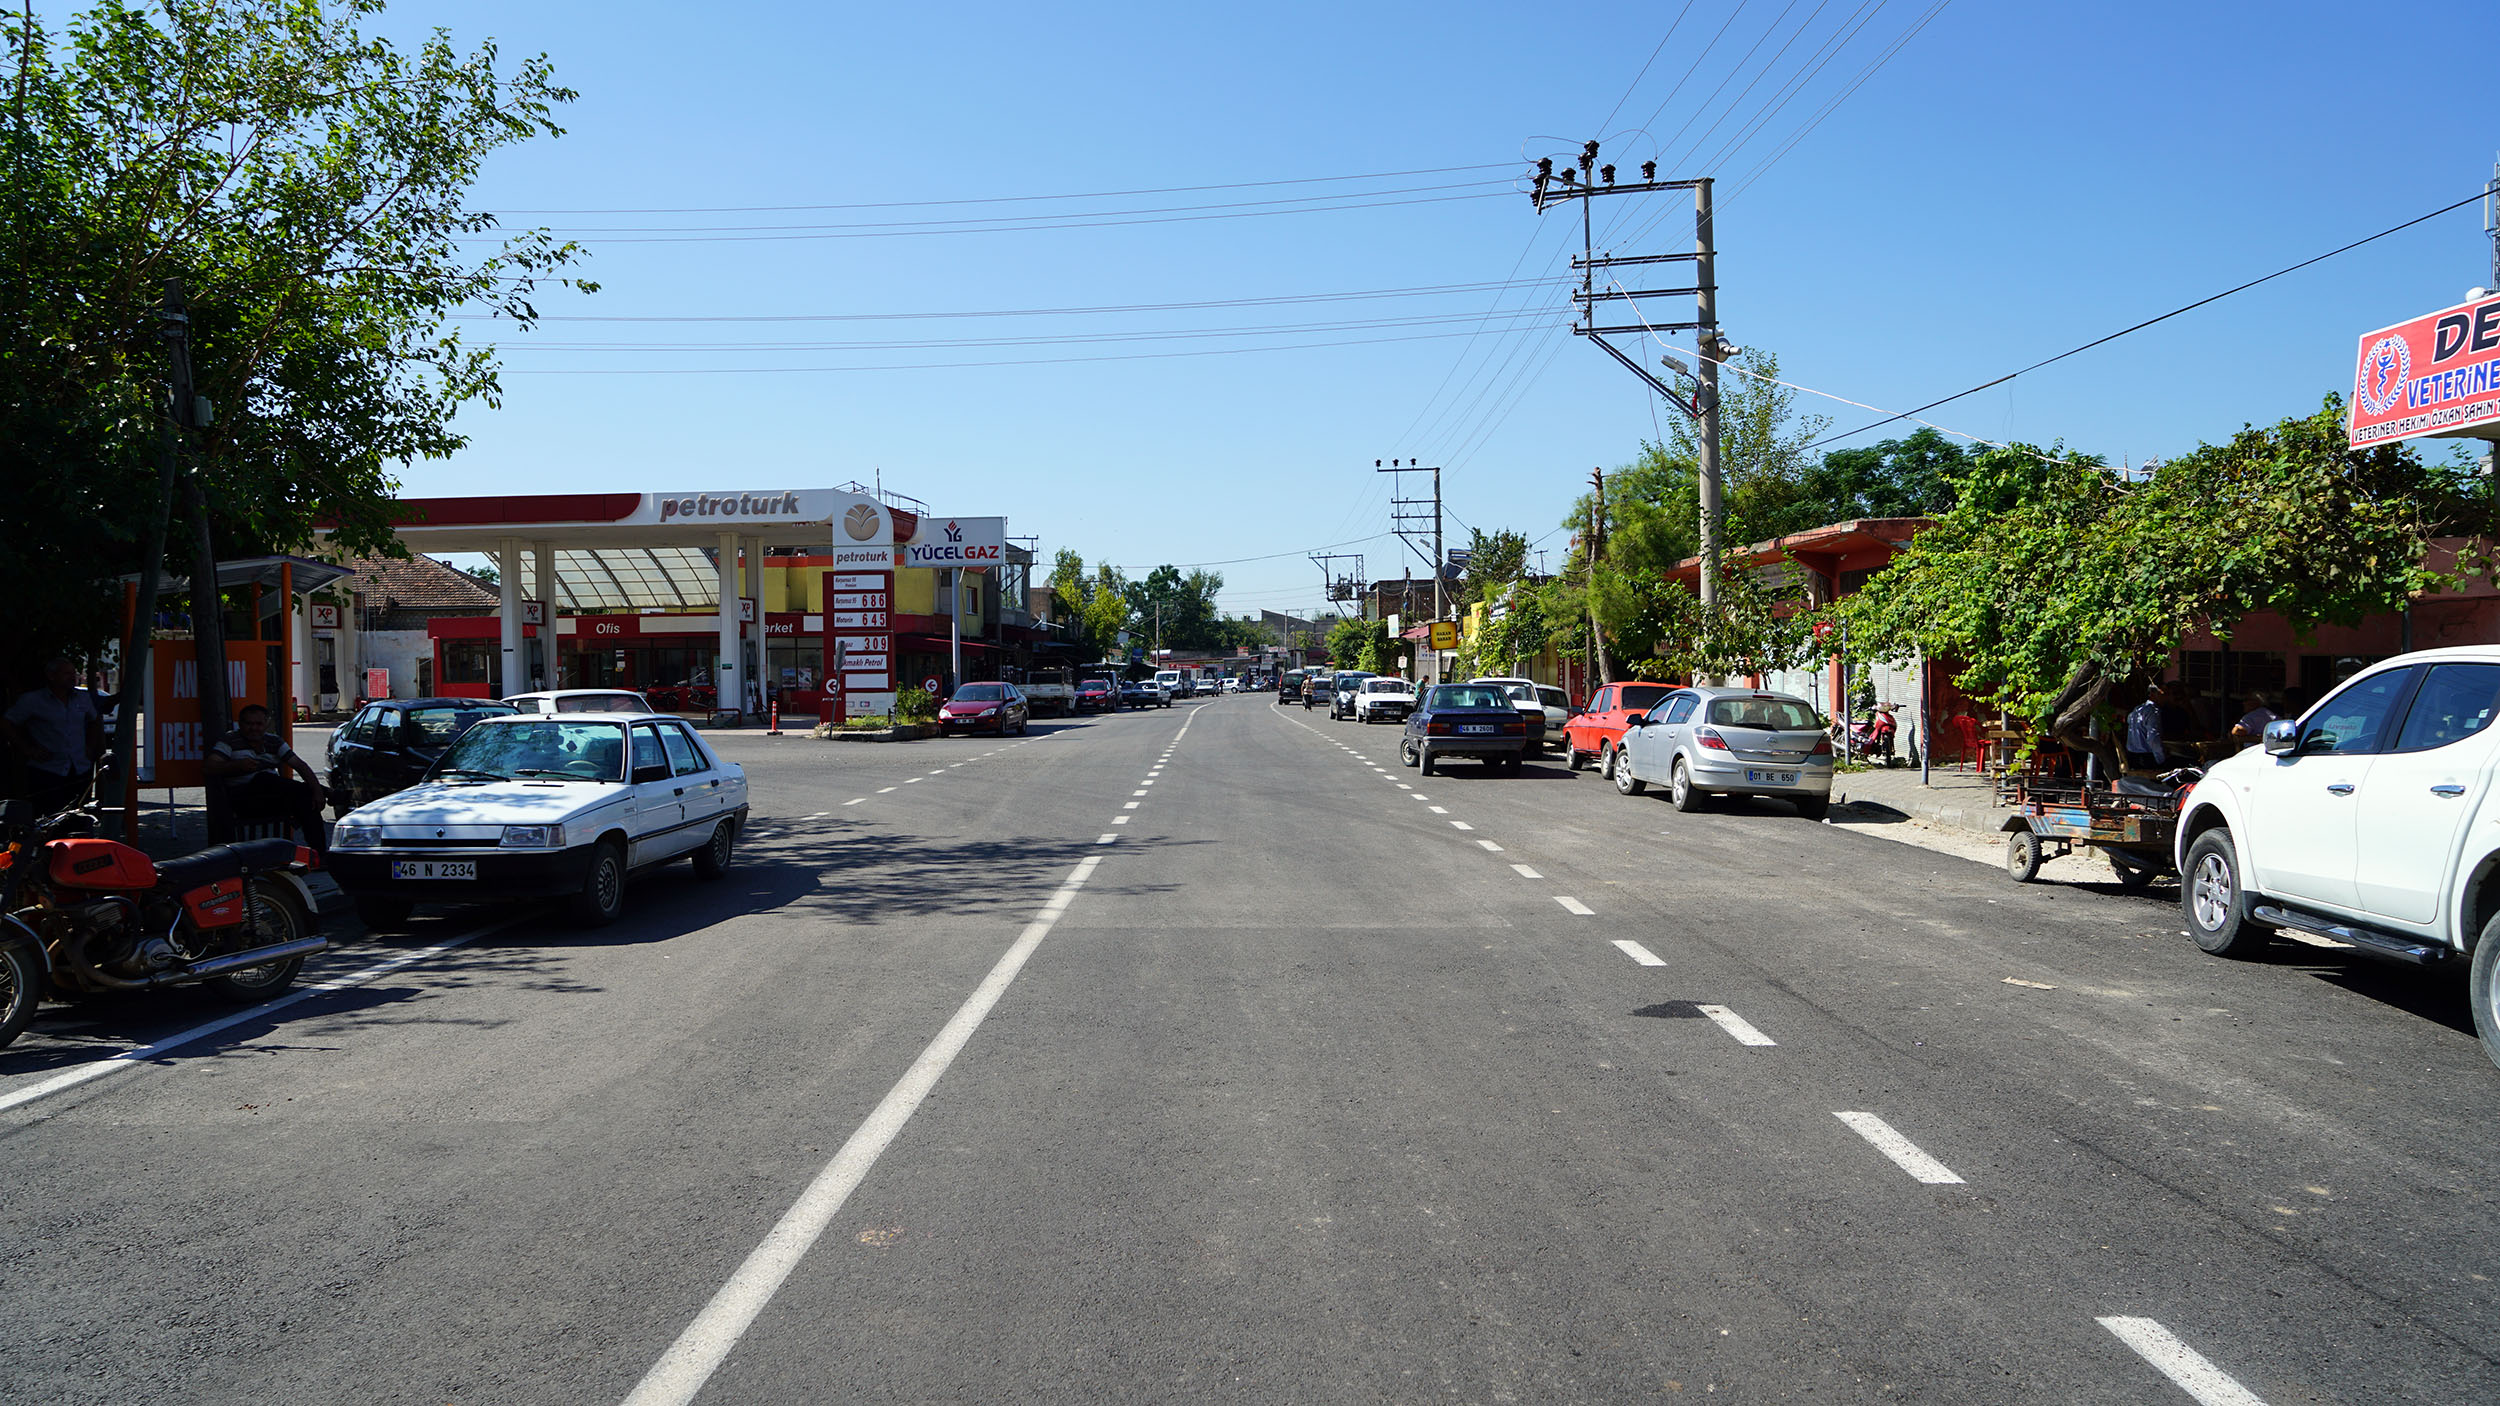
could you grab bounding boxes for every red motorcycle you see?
[0,797,328,1051]
[1832,706,1900,764]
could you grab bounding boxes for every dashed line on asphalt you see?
[2096,1317,2269,1406]
[1096,834,1119,844]
[1613,939,1666,966]
[877,786,896,794]
[1123,801,1140,809]
[1834,1112,1965,1185]
[1112,816,1131,824]
[1697,1005,1776,1046]
[619,853,1108,1406]
[1476,840,1504,852]
[1510,864,1543,879]
[1554,896,1594,915]
[1449,821,1475,831]
[843,798,864,806]
[1428,805,1449,814]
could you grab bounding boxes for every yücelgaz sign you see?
[2348,293,2500,447]
[902,516,1007,568]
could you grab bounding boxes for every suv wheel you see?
[2182,829,2268,957]
[2470,915,2500,1071]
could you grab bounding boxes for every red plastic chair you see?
[1944,714,1984,769]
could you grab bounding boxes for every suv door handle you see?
[673,787,685,796]
[2326,783,2355,795]
[2432,784,2468,797]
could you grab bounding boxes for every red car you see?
[1563,681,1680,779]
[937,682,1030,735]
[1074,678,1117,713]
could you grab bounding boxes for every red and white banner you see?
[2348,292,2500,447]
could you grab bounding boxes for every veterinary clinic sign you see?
[2348,292,2500,447]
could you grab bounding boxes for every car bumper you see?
[1688,758,1834,795]
[327,846,600,901]
[1420,736,1528,757]
[939,714,1012,732]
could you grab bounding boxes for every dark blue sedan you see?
[1399,684,1530,776]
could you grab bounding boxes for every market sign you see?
[1428,620,1461,651]
[2347,292,2500,447]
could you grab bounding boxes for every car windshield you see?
[1620,685,1674,711]
[555,692,647,714]
[955,683,1006,701]
[437,719,628,781]
[1429,686,1512,710]
[404,704,515,747]
[1707,696,1820,730]
[1537,687,1567,710]
[1365,680,1411,694]
[1502,684,1537,703]
[1082,680,1112,689]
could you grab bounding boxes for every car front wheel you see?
[1614,752,1645,795]
[2182,829,2267,957]
[572,839,627,928]
[2470,915,2500,1071]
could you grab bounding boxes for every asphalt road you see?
[5,695,2496,1403]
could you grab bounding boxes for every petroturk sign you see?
[623,489,893,542]
[902,516,1007,568]
[2348,292,2500,447]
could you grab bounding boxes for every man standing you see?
[2125,681,2175,771]
[203,704,329,855]
[2230,692,2278,748]
[2,657,105,814]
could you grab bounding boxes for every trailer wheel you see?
[2005,830,2043,883]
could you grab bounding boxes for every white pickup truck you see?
[2176,647,2500,1066]
[1018,667,1077,718]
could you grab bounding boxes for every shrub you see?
[893,686,938,724]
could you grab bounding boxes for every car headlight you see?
[333,825,380,849]
[499,824,566,848]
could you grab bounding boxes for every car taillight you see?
[1809,735,1832,756]
[1696,727,1730,750]
[1426,720,1454,735]
[1499,717,1522,731]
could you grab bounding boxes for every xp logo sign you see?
[2356,333,2411,417]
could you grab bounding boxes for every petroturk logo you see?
[944,520,963,542]
[843,504,883,540]
[2357,334,2411,417]
[659,493,803,522]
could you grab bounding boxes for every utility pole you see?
[118,279,192,818]
[1377,459,1444,681]
[2485,152,2500,292]
[1588,468,1613,686]
[1530,141,1737,675]
[164,277,233,745]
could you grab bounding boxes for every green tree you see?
[1458,527,1529,607]
[1047,549,1133,660]
[1842,399,2484,770]
[1,0,590,673]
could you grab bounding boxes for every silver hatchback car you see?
[1611,685,1834,819]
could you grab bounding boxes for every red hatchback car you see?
[938,682,1030,735]
[1563,681,1681,779]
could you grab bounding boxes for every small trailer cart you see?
[1996,771,2187,891]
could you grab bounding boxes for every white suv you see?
[2175,647,2500,1066]
[1353,677,1416,724]
[1472,677,1568,753]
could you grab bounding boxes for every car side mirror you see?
[2262,718,2300,756]
[632,763,672,784]
[1625,713,1647,729]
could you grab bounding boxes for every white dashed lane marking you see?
[1833,1112,1965,1185]
[2096,1317,2270,1406]
[1510,864,1543,879]
[878,787,896,794]
[1697,1005,1776,1046]
[1553,896,1593,915]
[1449,821,1474,831]
[1476,840,1504,852]
[844,799,864,806]
[1428,806,1448,814]
[1613,939,1666,966]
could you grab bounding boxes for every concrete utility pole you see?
[2485,152,2500,293]
[1588,468,1613,686]
[1377,459,1444,681]
[1530,142,1728,671]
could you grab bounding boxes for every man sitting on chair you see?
[204,704,329,855]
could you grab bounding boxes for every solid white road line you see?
[0,915,525,1116]
[2096,1318,2270,1406]
[1612,939,1667,966]
[1476,840,1504,852]
[1696,1004,1776,1046]
[1554,896,1594,915]
[620,855,1104,1406]
[1833,1112,1965,1185]
[1510,864,1543,879]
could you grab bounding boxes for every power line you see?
[450,276,1571,325]
[494,325,1563,375]
[508,178,1511,235]
[466,189,1511,244]
[496,307,1566,354]
[1800,186,2494,451]
[492,162,1520,215]
[1595,1,1700,137]
[1722,0,1951,203]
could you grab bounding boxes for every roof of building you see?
[337,553,501,614]
[1665,517,1936,583]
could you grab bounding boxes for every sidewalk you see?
[1830,764,2013,839]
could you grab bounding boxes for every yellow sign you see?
[1428,620,1461,651]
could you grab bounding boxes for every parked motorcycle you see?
[1832,706,1900,764]
[0,796,328,1051]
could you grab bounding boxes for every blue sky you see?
[357,0,2494,619]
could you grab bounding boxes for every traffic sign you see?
[922,676,941,695]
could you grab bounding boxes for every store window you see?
[442,639,496,687]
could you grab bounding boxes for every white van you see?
[1154,669,1188,698]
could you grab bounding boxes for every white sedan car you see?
[325,713,748,930]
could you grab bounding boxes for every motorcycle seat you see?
[2112,775,2174,797]
[153,838,299,892]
